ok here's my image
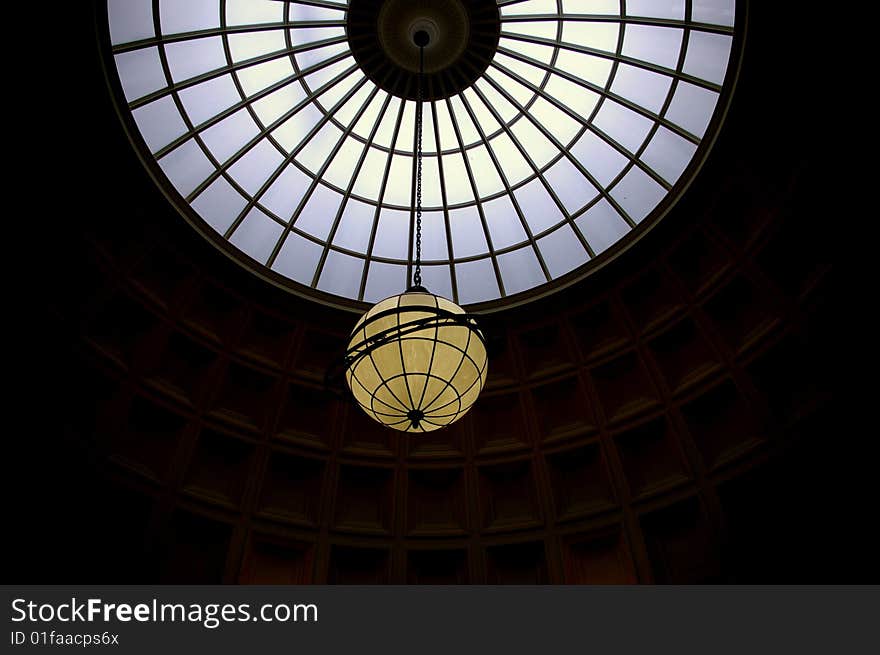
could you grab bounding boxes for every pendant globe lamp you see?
[344,29,488,433]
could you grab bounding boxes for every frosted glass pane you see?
[561,21,619,53]
[252,82,308,126]
[463,88,500,137]
[475,78,521,125]
[314,68,362,110]
[420,212,451,261]
[554,49,614,88]
[192,176,247,233]
[641,127,698,185]
[397,102,417,151]
[593,99,654,153]
[228,138,285,196]
[610,166,666,223]
[317,251,365,298]
[273,104,324,152]
[544,73,600,118]
[666,82,719,138]
[440,152,475,205]
[622,25,683,69]
[272,232,323,285]
[570,130,628,188]
[498,247,546,295]
[178,74,241,125]
[230,208,284,263]
[290,4,344,21]
[611,64,674,114]
[502,0,558,16]
[418,99,438,153]
[332,199,375,254]
[295,185,342,241]
[489,56,540,106]
[449,206,488,258]
[455,259,499,305]
[483,195,527,249]
[303,56,355,90]
[115,47,166,101]
[538,224,590,278]
[434,100,458,150]
[158,139,213,196]
[372,209,410,259]
[364,262,407,303]
[228,30,287,62]
[466,145,504,198]
[225,0,282,26]
[383,154,414,206]
[529,97,581,148]
[237,57,295,97]
[361,98,400,147]
[164,37,227,83]
[683,32,733,84]
[542,157,599,215]
[487,133,532,187]
[449,96,481,147]
[132,96,187,152]
[260,164,311,222]
[297,41,349,71]
[693,0,735,26]
[563,0,617,14]
[514,178,564,234]
[504,20,558,40]
[420,156,444,208]
[296,122,343,173]
[290,26,346,47]
[419,265,454,301]
[108,0,153,44]
[509,118,557,169]
[351,147,388,200]
[627,0,685,19]
[159,0,219,35]
[324,136,364,189]
[575,199,630,254]
[200,109,260,162]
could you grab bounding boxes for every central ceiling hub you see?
[378,0,468,74]
[346,0,501,101]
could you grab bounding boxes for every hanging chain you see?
[413,43,425,289]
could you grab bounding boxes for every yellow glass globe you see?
[345,290,487,432]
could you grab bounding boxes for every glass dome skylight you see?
[105,0,740,310]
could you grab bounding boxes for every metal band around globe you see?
[344,305,487,368]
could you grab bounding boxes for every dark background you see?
[6,2,848,583]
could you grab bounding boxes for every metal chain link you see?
[413,44,425,289]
